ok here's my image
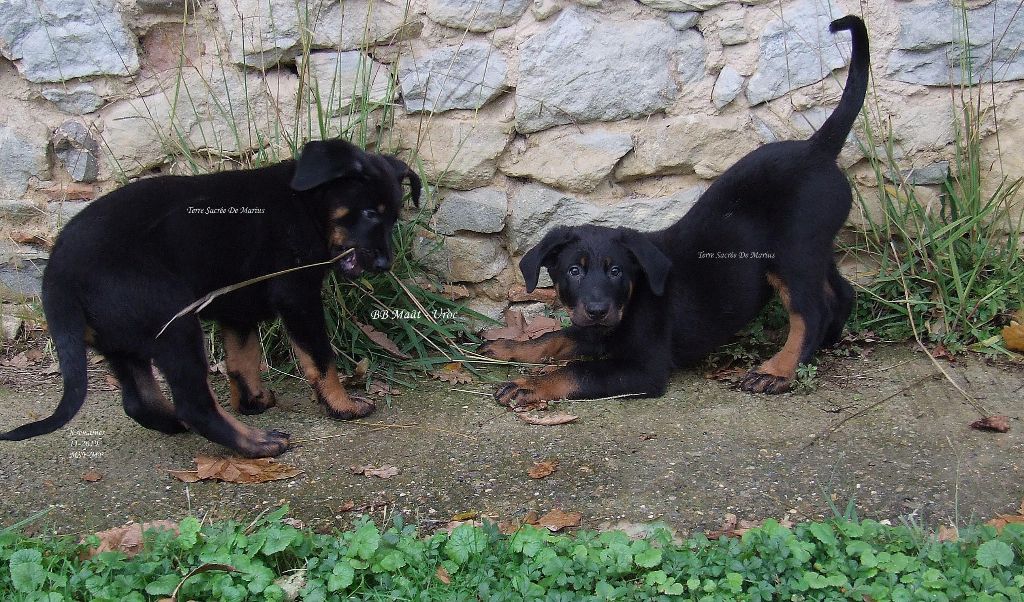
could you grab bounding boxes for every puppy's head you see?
[291,140,420,277]
[520,225,671,329]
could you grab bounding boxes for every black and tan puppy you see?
[482,16,868,404]
[1,140,419,457]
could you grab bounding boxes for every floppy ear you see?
[290,140,365,192]
[384,156,421,208]
[519,227,577,293]
[619,230,671,296]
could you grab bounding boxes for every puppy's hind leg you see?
[822,262,854,348]
[154,318,290,458]
[107,354,187,434]
[740,272,828,394]
[222,326,277,415]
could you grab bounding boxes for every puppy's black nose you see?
[372,255,392,272]
[585,302,610,320]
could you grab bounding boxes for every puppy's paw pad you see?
[495,380,538,407]
[479,340,515,361]
[240,429,291,458]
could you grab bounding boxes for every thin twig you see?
[891,242,991,417]
[801,374,937,451]
[157,249,353,338]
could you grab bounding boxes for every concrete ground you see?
[0,344,1022,538]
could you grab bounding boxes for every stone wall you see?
[1,0,1023,319]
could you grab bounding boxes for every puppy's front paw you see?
[324,393,376,420]
[238,428,291,458]
[495,379,541,407]
[738,370,793,394]
[479,339,517,361]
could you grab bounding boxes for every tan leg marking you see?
[223,329,276,414]
[480,331,578,363]
[292,345,374,419]
[740,273,806,393]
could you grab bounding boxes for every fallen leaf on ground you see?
[480,309,562,342]
[536,509,581,532]
[82,520,179,558]
[1002,319,1024,352]
[168,456,303,484]
[508,285,559,303]
[366,380,401,397]
[704,366,747,382]
[11,231,52,248]
[337,500,356,512]
[451,510,479,521]
[509,399,548,413]
[441,284,471,300]
[430,362,473,384]
[82,469,103,482]
[937,524,959,542]
[528,459,559,479]
[41,182,95,200]
[356,321,411,359]
[102,373,120,391]
[2,353,31,369]
[970,415,1010,433]
[518,412,578,426]
[350,464,399,479]
[931,343,955,361]
[435,565,451,584]
[987,514,1024,532]
[707,514,763,538]
[25,348,44,362]
[282,518,304,529]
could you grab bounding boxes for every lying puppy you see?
[482,16,868,404]
[1,140,419,457]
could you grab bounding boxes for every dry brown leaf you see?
[3,353,30,369]
[518,412,578,426]
[82,469,103,483]
[441,284,471,300]
[528,459,559,479]
[103,373,121,391]
[430,362,473,384]
[366,380,400,397]
[24,348,44,363]
[1002,320,1024,352]
[970,415,1010,433]
[337,500,356,512]
[83,520,179,558]
[10,231,52,248]
[41,182,95,200]
[987,514,1024,533]
[350,464,399,479]
[508,286,559,303]
[435,565,451,585]
[937,524,959,542]
[705,366,747,382]
[480,309,562,342]
[355,321,412,359]
[931,343,955,361]
[168,455,303,484]
[536,509,581,532]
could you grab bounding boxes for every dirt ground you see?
[0,344,1022,538]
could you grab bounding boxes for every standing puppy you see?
[1,140,419,457]
[482,16,868,404]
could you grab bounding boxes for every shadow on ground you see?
[1,344,1022,537]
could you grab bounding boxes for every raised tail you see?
[0,291,89,441]
[809,15,870,157]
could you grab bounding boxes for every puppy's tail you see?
[0,293,89,441]
[809,15,870,157]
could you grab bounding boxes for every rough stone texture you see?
[637,0,727,11]
[0,200,39,225]
[891,161,950,186]
[399,42,507,113]
[432,188,507,235]
[98,65,273,177]
[712,66,744,108]
[426,0,530,32]
[676,29,708,84]
[717,9,747,46]
[396,118,512,190]
[0,125,49,198]
[500,127,634,193]
[0,0,140,83]
[41,84,104,115]
[215,0,421,68]
[508,183,705,254]
[745,0,849,106]
[515,8,682,133]
[413,232,508,283]
[531,0,564,21]
[616,114,759,181]
[887,0,1024,85]
[300,51,392,115]
[667,11,700,30]
[52,121,100,183]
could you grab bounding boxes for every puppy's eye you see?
[361,209,379,220]
[567,265,582,277]
[608,266,622,278]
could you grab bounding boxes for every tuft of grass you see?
[844,9,1023,354]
